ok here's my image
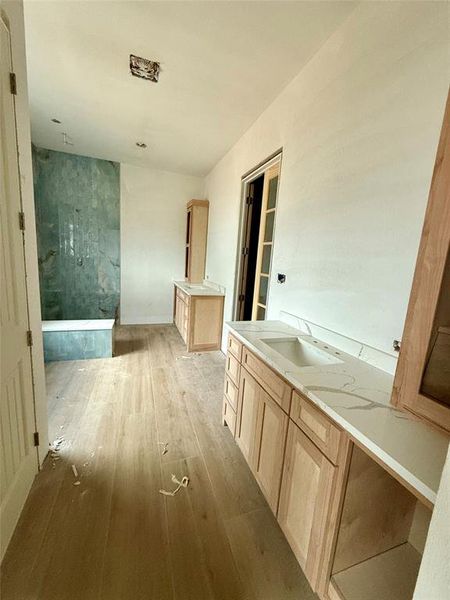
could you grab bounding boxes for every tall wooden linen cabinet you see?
[185,199,209,283]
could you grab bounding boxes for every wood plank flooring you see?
[1,325,316,600]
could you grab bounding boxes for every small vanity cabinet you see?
[223,332,435,600]
[185,199,209,283]
[173,283,224,352]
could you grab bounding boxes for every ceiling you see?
[24,1,355,176]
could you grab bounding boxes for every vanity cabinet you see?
[173,285,224,352]
[224,334,346,590]
[222,332,435,600]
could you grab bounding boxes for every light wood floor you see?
[1,325,316,600]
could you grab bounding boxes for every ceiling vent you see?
[130,54,160,83]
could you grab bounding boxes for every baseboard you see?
[119,316,173,325]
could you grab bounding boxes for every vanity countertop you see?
[227,320,449,505]
[174,280,225,297]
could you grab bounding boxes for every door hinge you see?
[26,329,33,347]
[33,431,40,447]
[246,196,253,206]
[242,247,249,256]
[10,72,17,95]
[19,211,25,231]
[238,293,245,302]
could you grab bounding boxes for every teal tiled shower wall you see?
[33,146,120,320]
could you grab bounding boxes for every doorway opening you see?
[235,154,281,321]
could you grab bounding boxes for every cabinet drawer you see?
[227,334,242,361]
[223,399,236,436]
[242,347,291,413]
[290,390,341,464]
[224,375,238,412]
[176,287,188,304]
[226,352,240,387]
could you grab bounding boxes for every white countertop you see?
[227,320,449,505]
[174,280,225,297]
[43,319,115,332]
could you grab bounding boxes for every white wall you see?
[120,164,203,324]
[414,444,450,599]
[2,0,48,464]
[204,1,449,355]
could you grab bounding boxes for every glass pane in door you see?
[420,250,450,406]
[261,245,271,275]
[264,211,275,243]
[256,305,266,320]
[258,275,268,306]
[267,176,278,209]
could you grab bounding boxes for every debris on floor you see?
[158,441,169,455]
[159,474,189,497]
[50,436,64,452]
[71,464,81,486]
[49,436,65,469]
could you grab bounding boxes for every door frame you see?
[233,149,283,320]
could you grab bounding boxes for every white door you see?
[0,16,38,560]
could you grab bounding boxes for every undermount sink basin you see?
[260,337,343,368]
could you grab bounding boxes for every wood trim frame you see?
[251,162,280,320]
[391,91,450,434]
[233,151,283,321]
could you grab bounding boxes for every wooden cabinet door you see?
[253,388,288,513]
[174,293,187,341]
[175,295,181,333]
[236,369,260,466]
[278,421,337,589]
[174,294,179,330]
